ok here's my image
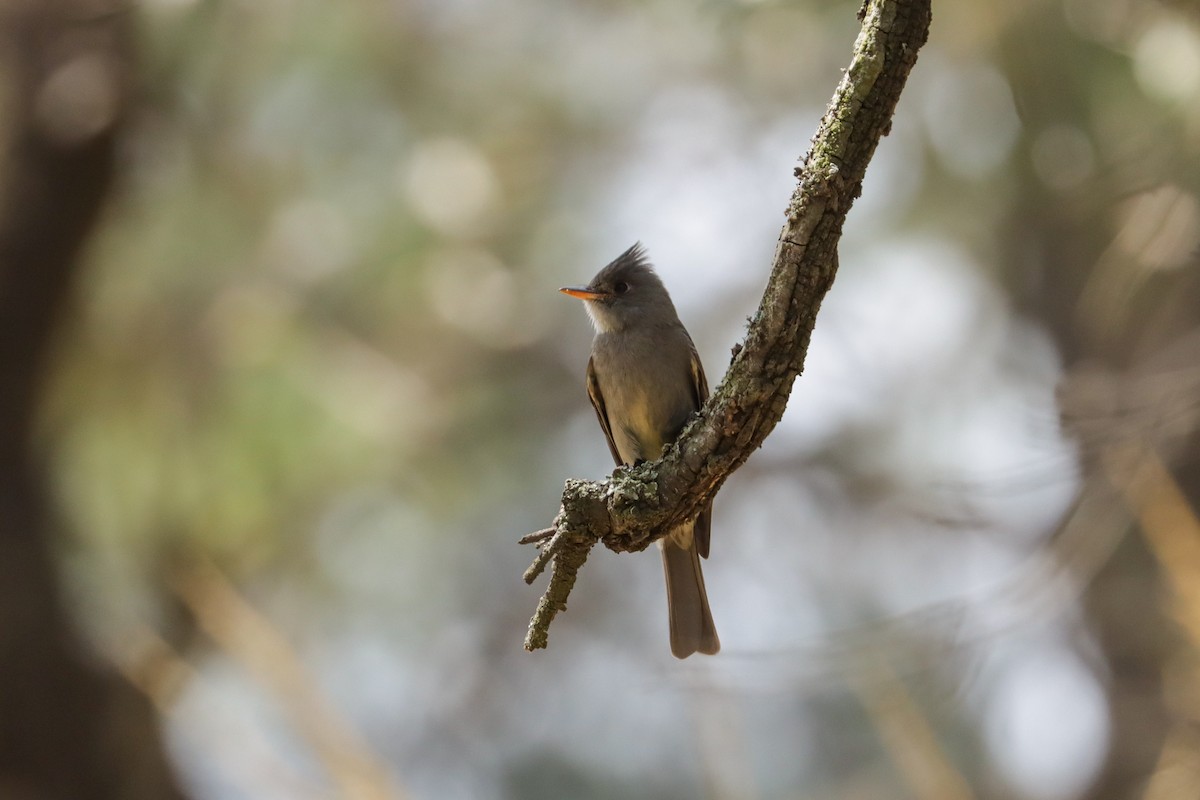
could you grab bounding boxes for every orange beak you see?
[559,286,609,300]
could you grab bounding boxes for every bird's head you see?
[559,243,679,333]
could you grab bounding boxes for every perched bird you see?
[560,243,719,658]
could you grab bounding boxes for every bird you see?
[560,243,719,658]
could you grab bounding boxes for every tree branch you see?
[521,0,932,651]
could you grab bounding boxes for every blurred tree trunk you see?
[994,8,1200,794]
[1071,276,1200,800]
[0,2,187,798]
[1001,102,1195,800]
[1004,186,1189,800]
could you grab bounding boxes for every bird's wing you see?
[586,355,624,467]
[688,340,712,559]
[688,340,709,409]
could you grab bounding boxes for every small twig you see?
[518,527,556,547]
[522,528,565,584]
[524,527,594,651]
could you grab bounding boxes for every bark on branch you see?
[522,0,932,651]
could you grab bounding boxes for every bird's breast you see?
[592,330,694,465]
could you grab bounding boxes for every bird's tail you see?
[661,533,719,658]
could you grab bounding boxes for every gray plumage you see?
[561,243,719,658]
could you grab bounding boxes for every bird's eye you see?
[613,281,629,295]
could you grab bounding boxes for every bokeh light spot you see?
[923,60,1020,178]
[984,646,1109,800]
[34,53,121,146]
[262,198,355,283]
[1134,18,1200,103]
[400,138,500,239]
[423,247,541,348]
[1031,125,1096,192]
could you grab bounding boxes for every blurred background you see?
[3,0,1200,797]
